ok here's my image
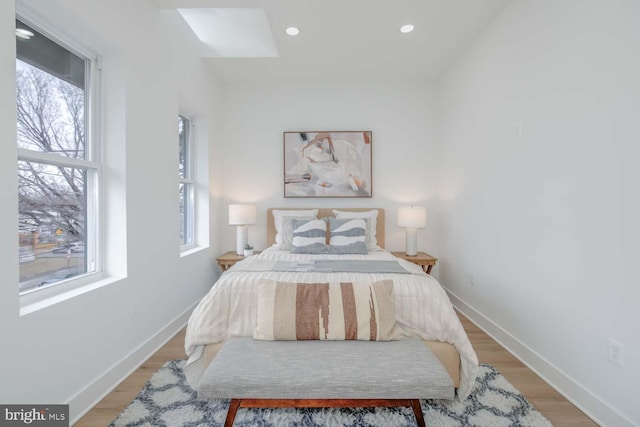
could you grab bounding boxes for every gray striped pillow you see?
[333,209,378,250]
[290,218,328,254]
[328,218,368,254]
[254,279,398,341]
[282,216,321,251]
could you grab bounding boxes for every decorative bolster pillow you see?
[254,279,399,341]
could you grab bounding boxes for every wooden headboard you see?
[267,208,385,248]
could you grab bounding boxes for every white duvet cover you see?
[184,247,478,399]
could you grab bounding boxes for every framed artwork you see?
[283,131,372,198]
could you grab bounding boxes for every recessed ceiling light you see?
[15,28,34,40]
[285,27,300,36]
[400,24,414,34]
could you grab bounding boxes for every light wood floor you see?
[75,311,598,426]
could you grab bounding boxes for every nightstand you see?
[216,251,261,272]
[391,251,437,274]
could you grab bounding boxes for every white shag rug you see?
[110,361,552,426]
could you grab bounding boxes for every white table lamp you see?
[397,205,426,256]
[229,204,257,255]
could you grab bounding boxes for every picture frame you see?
[283,131,372,198]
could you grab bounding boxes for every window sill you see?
[20,272,125,316]
[180,244,208,258]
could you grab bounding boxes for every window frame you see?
[179,114,195,251]
[16,13,103,300]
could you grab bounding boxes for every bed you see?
[184,208,478,399]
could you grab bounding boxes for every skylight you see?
[177,8,278,58]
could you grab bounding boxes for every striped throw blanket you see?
[253,279,399,341]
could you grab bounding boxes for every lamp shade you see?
[229,204,256,225]
[397,206,426,228]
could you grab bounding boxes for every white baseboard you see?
[446,289,635,427]
[67,303,197,425]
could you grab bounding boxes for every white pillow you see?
[273,209,319,248]
[332,209,378,251]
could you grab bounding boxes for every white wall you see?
[0,0,218,422]
[214,79,441,259]
[3,1,635,425]
[437,1,639,425]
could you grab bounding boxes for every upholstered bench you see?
[198,338,455,427]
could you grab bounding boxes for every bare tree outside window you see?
[16,18,97,294]
[17,62,87,240]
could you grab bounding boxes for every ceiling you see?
[155,0,510,82]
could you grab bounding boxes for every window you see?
[179,115,195,249]
[16,17,100,295]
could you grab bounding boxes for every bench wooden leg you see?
[223,398,426,427]
[224,399,241,427]
[410,399,425,427]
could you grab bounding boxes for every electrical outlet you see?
[608,339,624,367]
